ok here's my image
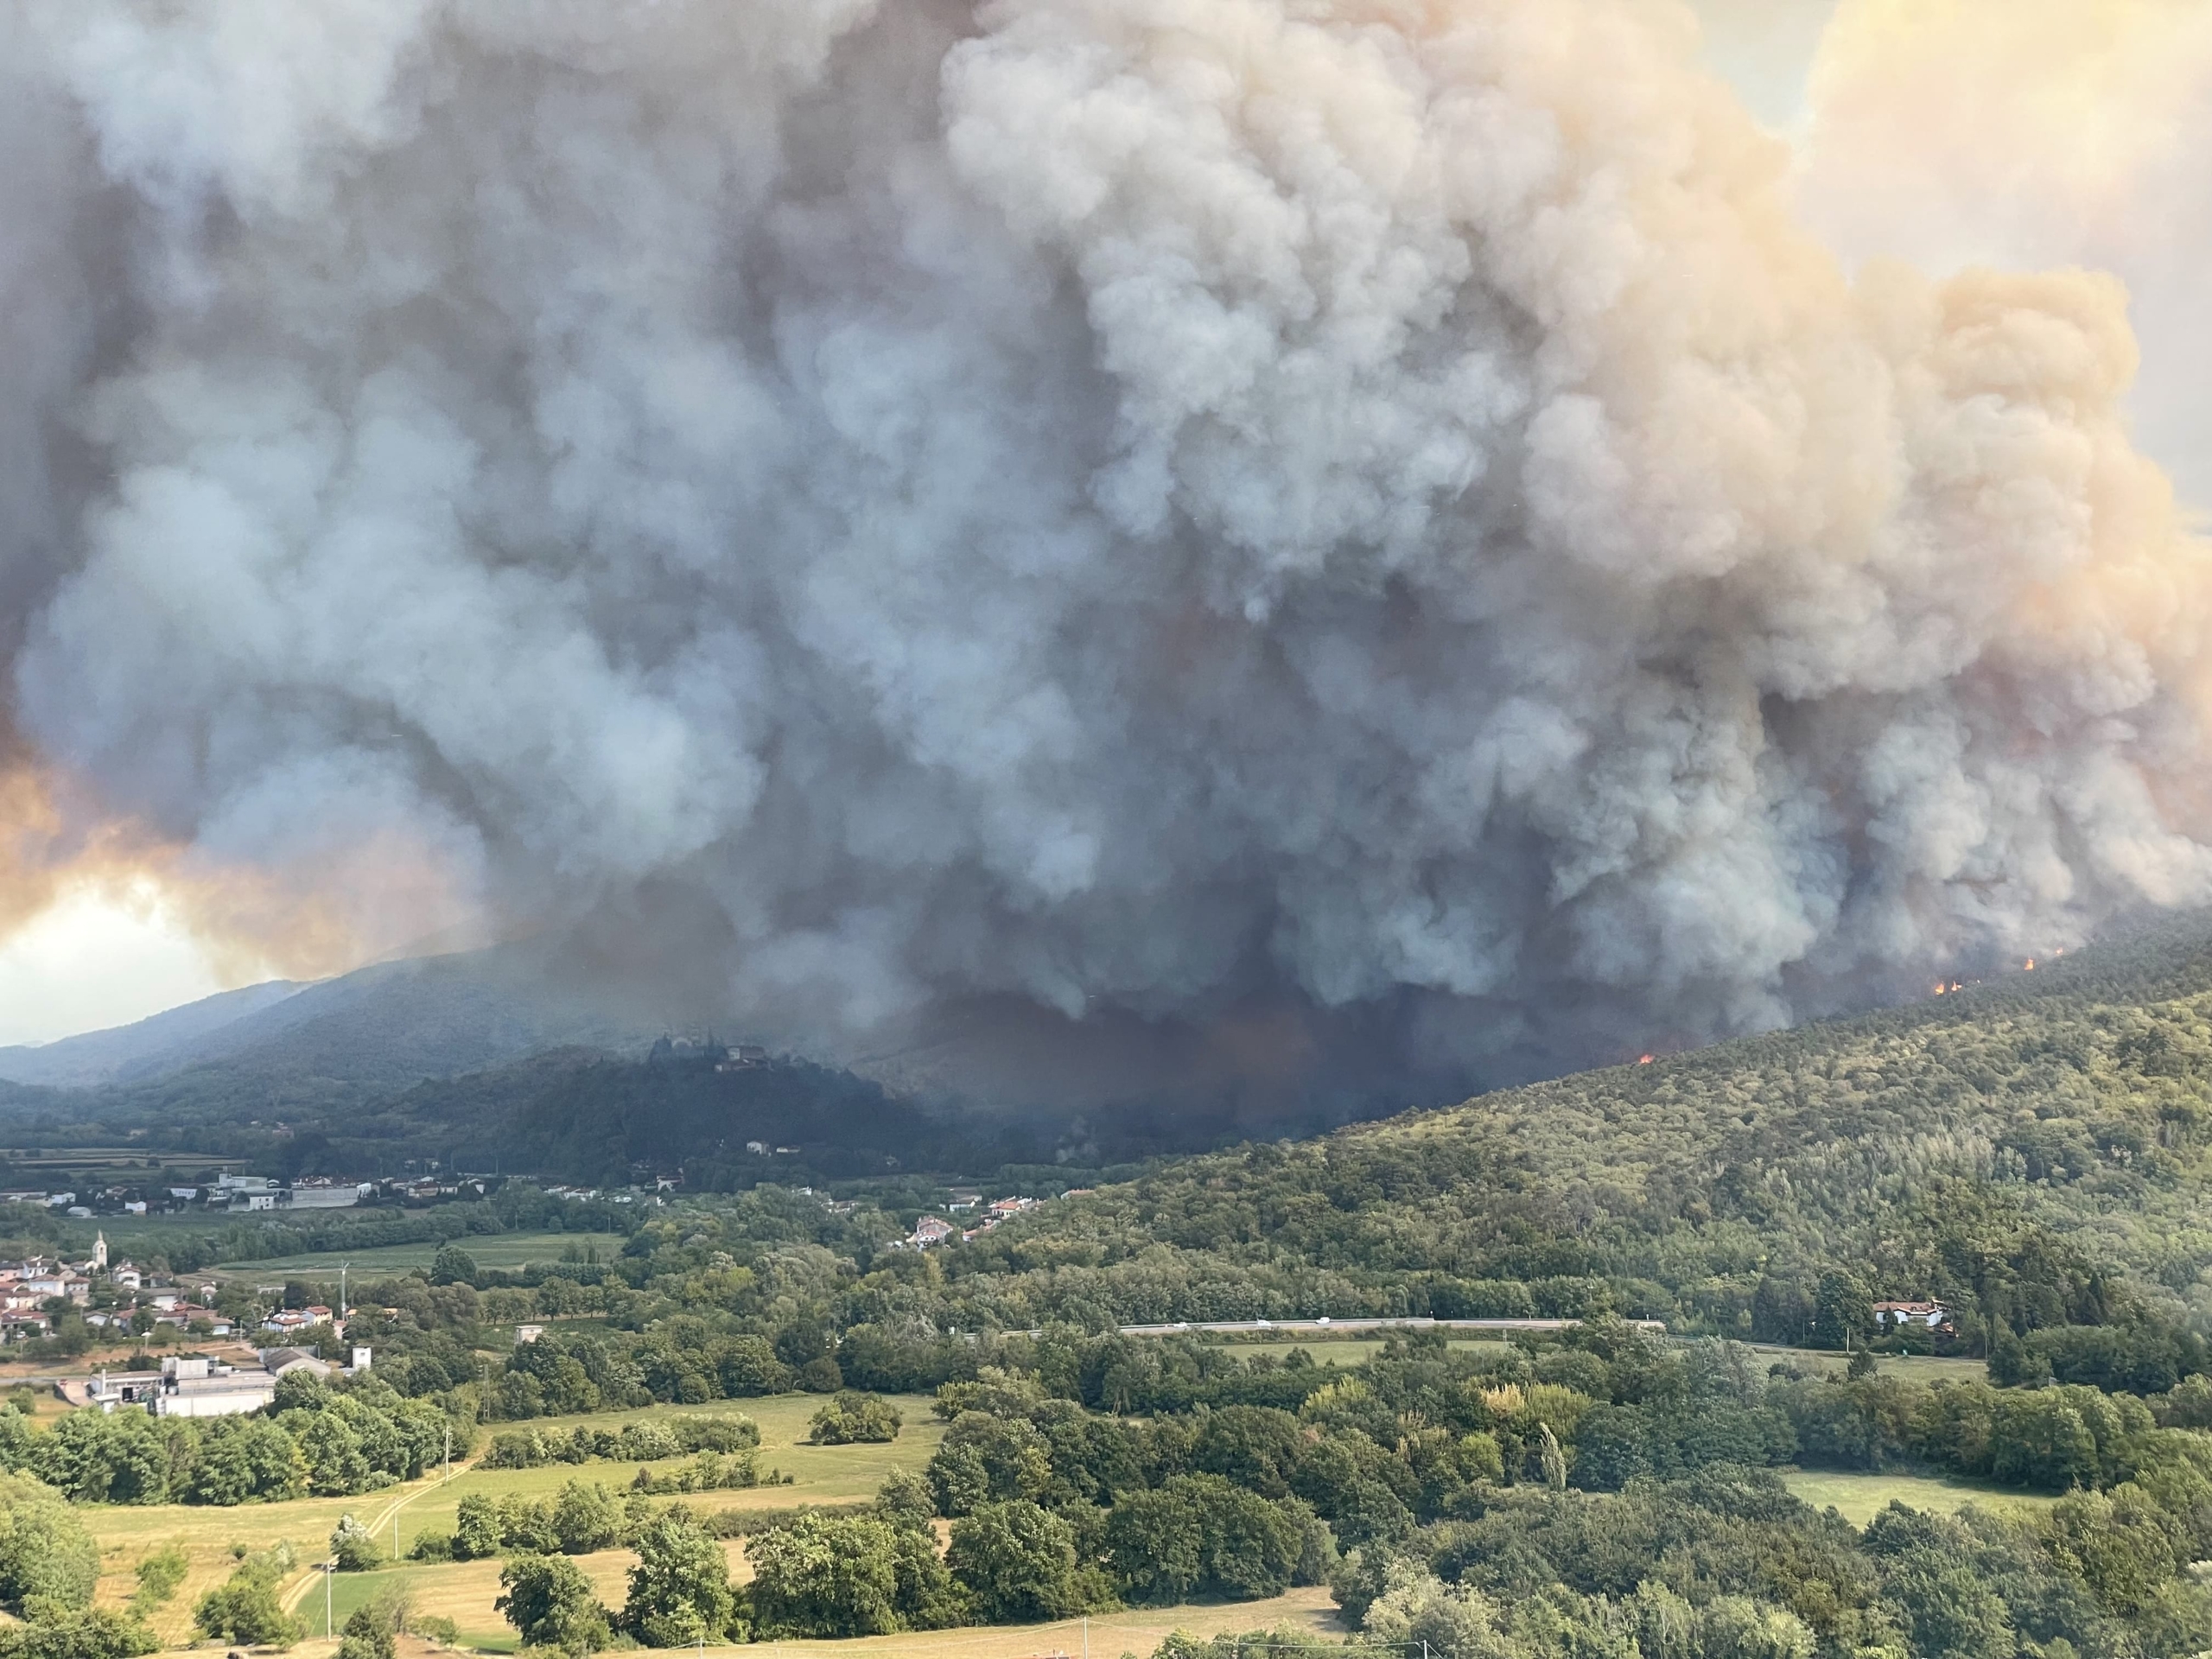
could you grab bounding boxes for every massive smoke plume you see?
[3,0,2210,1101]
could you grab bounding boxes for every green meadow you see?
[79,1391,942,1649]
[212,1231,601,1277]
[1778,1468,2063,1527]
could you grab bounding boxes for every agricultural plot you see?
[315,1548,638,1651]
[371,1393,944,1548]
[213,1230,600,1276]
[77,1391,943,1649]
[727,1587,1343,1659]
[1779,1468,2063,1526]
[1740,1347,1990,1384]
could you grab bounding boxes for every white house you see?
[1872,1300,1952,1332]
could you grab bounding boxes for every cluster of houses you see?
[0,1233,365,1346]
[0,1188,149,1218]
[0,1256,88,1341]
[0,1234,238,1343]
[0,1173,378,1217]
[903,1190,1092,1249]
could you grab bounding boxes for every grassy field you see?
[1744,1348,1989,1384]
[213,1232,599,1277]
[79,1391,943,1649]
[311,1547,642,1651]
[19,1211,255,1260]
[1779,1468,2063,1526]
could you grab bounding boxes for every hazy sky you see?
[1688,0,1840,127]
[0,880,264,1046]
[2,0,2204,1051]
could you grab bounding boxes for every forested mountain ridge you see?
[937,918,2212,1355]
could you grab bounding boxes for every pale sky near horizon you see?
[0,881,256,1047]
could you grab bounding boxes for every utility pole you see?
[339,1262,347,1324]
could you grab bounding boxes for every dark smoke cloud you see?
[3,0,2210,1102]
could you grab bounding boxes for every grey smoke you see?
[3,0,2210,1095]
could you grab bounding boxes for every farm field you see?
[1779,1468,2063,1526]
[315,1548,636,1650]
[15,1211,241,1261]
[722,1588,1343,1659]
[213,1230,604,1276]
[1743,1347,1989,1384]
[78,1391,943,1649]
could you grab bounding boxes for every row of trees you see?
[0,1370,467,1504]
[480,1412,758,1468]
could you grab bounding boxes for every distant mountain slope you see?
[0,944,665,1143]
[0,978,306,1087]
[97,945,658,1111]
[374,1046,997,1185]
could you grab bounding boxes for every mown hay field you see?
[1778,1467,2063,1526]
[81,1391,942,1648]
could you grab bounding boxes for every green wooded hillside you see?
[933,917,2212,1357]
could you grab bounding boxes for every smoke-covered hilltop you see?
[3,0,2212,1104]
